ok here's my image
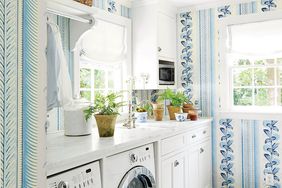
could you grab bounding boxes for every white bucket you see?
[64,103,93,136]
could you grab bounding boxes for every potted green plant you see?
[84,92,125,137]
[135,106,147,123]
[152,102,164,121]
[157,88,187,120]
[135,100,153,122]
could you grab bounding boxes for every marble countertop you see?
[47,118,212,176]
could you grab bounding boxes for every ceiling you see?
[168,0,221,7]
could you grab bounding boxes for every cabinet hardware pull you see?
[158,47,162,52]
[200,148,204,153]
[174,160,179,167]
[192,135,196,138]
[203,131,207,134]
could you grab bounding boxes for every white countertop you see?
[47,118,212,176]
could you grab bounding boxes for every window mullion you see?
[91,69,95,102]
[252,67,255,106]
[274,62,278,106]
[106,70,109,94]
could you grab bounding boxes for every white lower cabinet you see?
[161,152,187,188]
[199,140,212,188]
[188,139,212,188]
[160,124,211,188]
[187,145,200,188]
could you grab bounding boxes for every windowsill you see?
[218,107,282,120]
[229,106,282,113]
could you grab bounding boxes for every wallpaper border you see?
[0,0,22,187]
[23,0,46,187]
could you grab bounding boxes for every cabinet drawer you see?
[161,134,186,156]
[188,126,211,144]
[198,126,211,140]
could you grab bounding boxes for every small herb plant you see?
[84,92,125,121]
[136,107,147,112]
[136,100,153,113]
[157,88,187,107]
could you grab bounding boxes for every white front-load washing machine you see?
[104,143,156,188]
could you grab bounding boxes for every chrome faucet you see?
[123,102,137,129]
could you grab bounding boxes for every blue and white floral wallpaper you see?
[93,0,131,18]
[178,0,282,187]
[219,119,235,188]
[180,12,193,103]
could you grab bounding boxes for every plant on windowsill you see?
[157,88,187,120]
[84,92,125,137]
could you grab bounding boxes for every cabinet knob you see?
[200,148,204,153]
[203,130,207,134]
[192,135,196,138]
[158,47,162,52]
[174,160,180,167]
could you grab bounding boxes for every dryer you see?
[104,143,156,188]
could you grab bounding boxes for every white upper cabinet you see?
[132,0,177,89]
[157,12,176,61]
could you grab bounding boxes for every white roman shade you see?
[77,19,127,63]
[227,19,282,57]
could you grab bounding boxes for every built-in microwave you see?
[159,60,175,85]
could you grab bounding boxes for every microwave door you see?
[159,68,175,85]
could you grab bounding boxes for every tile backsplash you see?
[133,90,161,105]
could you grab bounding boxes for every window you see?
[231,57,282,107]
[79,63,122,102]
[72,17,131,106]
[220,17,282,110]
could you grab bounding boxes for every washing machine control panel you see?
[47,161,101,188]
[129,146,152,164]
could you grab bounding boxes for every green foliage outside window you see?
[233,58,282,106]
[80,68,91,88]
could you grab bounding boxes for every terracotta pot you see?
[182,108,190,119]
[75,0,92,6]
[152,103,163,110]
[183,104,194,109]
[167,106,181,120]
[153,109,164,121]
[189,110,198,121]
[94,115,117,137]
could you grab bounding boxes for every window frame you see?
[218,10,282,112]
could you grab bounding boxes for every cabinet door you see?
[172,153,186,188]
[187,146,200,188]
[161,152,186,188]
[199,140,212,188]
[157,12,176,60]
[161,157,173,188]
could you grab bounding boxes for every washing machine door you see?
[118,166,156,188]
